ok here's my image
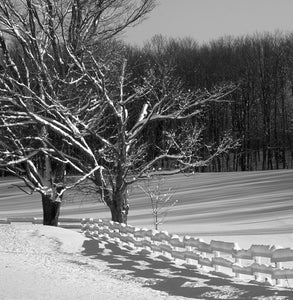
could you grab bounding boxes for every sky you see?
[123,0,293,46]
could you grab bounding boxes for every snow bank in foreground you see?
[28,225,88,253]
[0,224,179,300]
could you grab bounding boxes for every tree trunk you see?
[110,191,129,224]
[42,194,61,226]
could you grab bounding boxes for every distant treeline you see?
[1,32,293,178]
[125,32,293,171]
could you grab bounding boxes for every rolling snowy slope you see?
[1,170,293,248]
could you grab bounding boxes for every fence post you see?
[184,236,193,265]
[213,251,220,272]
[234,257,241,279]
[275,262,283,286]
[253,256,261,281]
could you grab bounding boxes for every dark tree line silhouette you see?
[126,33,293,171]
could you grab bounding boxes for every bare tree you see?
[138,173,178,230]
[0,0,155,225]
[1,48,236,224]
[0,0,237,225]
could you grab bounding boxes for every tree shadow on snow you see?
[81,236,293,299]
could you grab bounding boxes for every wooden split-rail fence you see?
[2,216,293,287]
[81,218,293,287]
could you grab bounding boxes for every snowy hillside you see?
[1,170,293,249]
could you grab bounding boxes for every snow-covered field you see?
[1,170,293,248]
[1,170,293,299]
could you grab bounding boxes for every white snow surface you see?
[2,170,293,249]
[0,224,177,299]
[0,224,292,300]
[1,170,293,298]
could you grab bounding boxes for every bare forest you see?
[127,33,293,172]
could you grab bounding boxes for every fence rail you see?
[81,218,293,287]
[0,217,82,229]
[2,216,293,287]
